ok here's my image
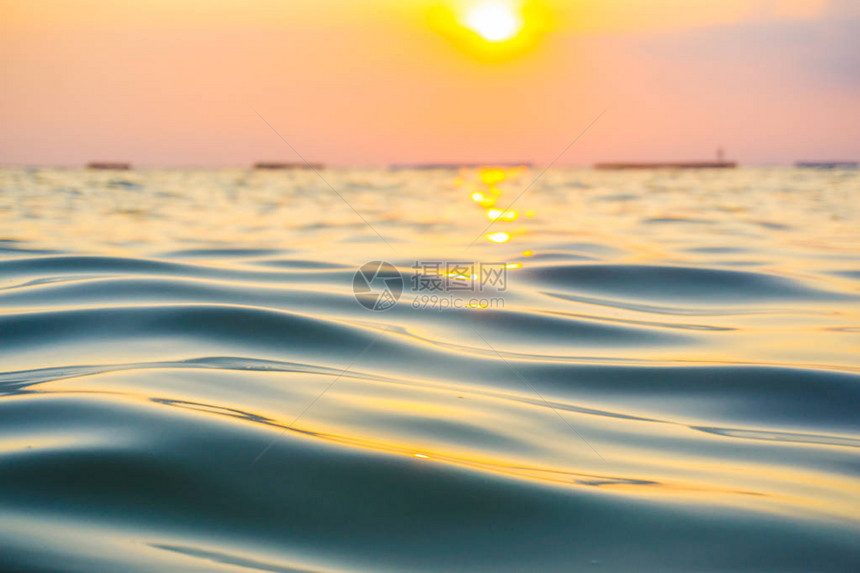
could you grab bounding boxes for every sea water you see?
[0,167,858,571]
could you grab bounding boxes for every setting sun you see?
[463,1,524,42]
[429,1,549,61]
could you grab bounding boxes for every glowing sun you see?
[462,1,524,42]
[429,1,548,61]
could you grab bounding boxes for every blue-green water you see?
[1,167,859,571]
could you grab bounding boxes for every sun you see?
[428,1,549,61]
[462,1,524,43]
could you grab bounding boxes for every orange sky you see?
[1,0,858,166]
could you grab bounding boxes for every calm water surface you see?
[1,167,859,571]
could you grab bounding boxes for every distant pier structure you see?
[596,147,736,170]
[87,162,131,170]
[389,162,533,170]
[595,161,737,170]
[253,162,323,170]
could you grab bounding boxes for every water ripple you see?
[1,167,859,572]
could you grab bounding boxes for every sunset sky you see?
[1,0,858,166]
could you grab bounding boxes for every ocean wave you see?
[1,167,859,571]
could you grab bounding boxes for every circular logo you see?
[353,261,403,311]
